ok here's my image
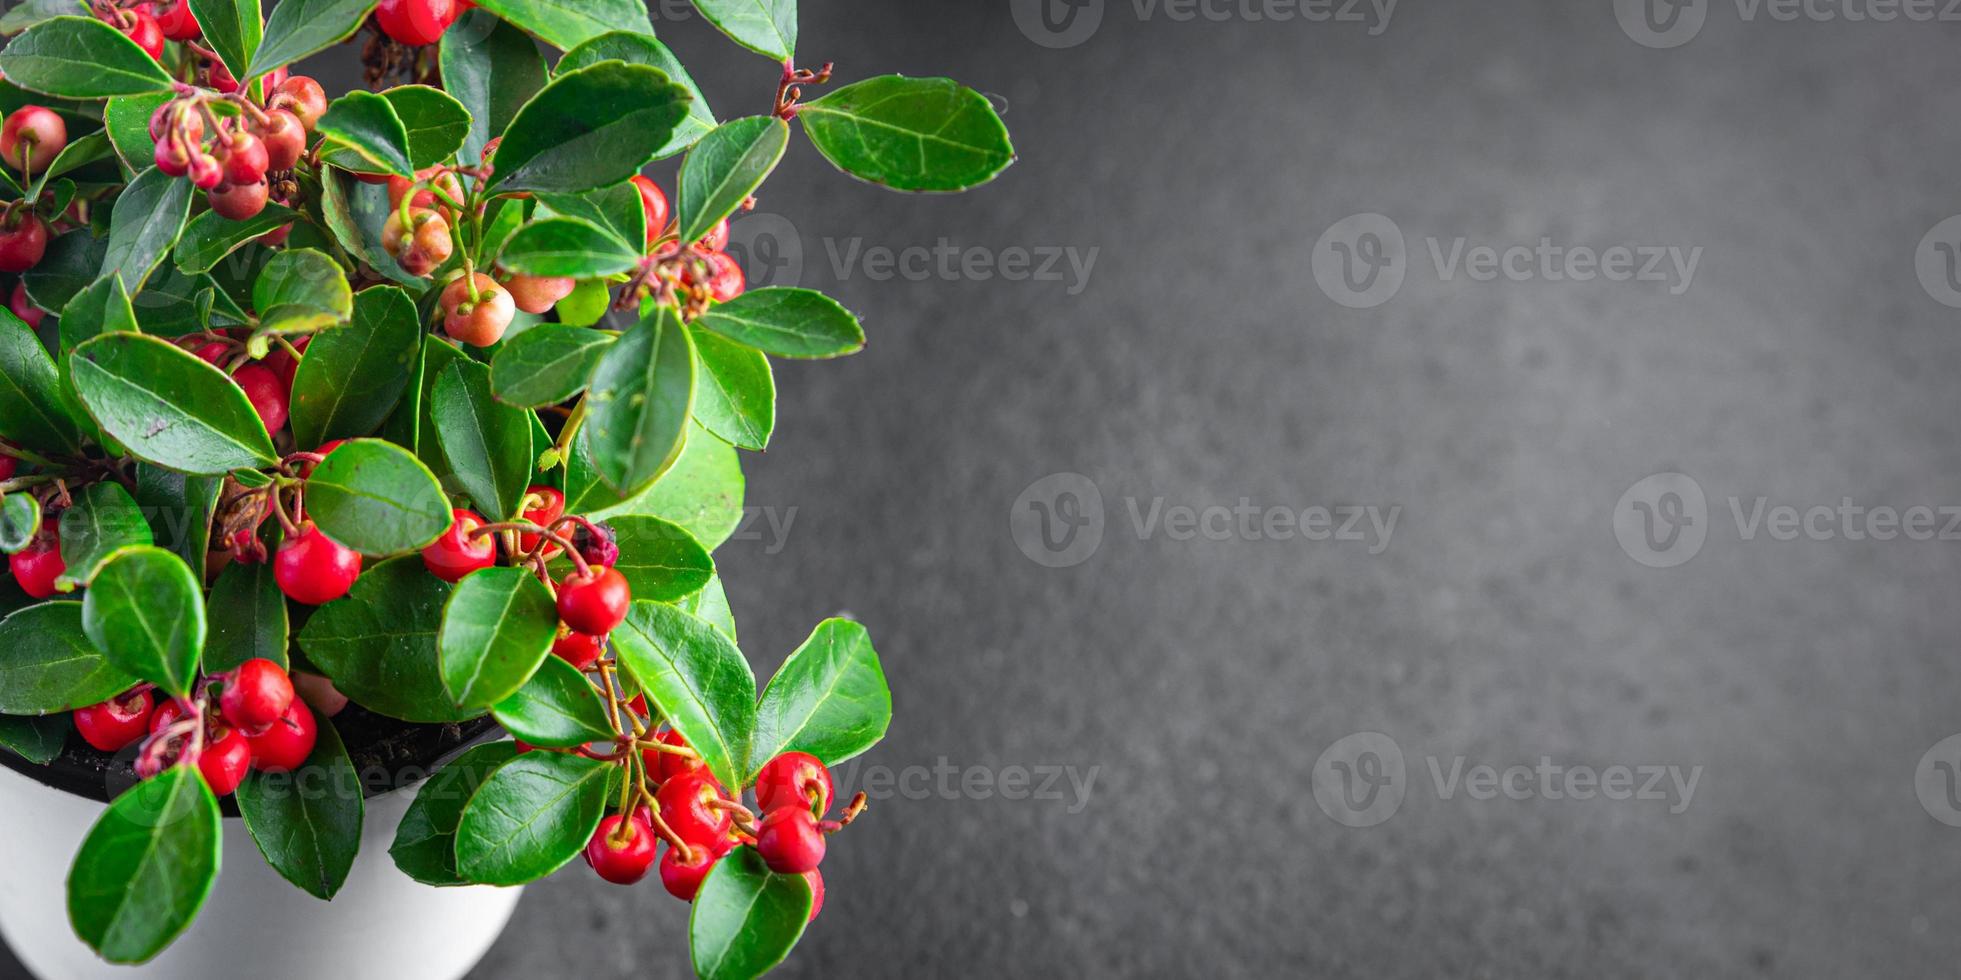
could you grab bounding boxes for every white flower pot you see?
[0,761,522,980]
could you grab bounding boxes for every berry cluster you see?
[150,71,326,225]
[74,658,317,797]
[420,485,634,639]
[633,175,749,308]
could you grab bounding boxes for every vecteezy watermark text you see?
[1012,0,1398,48]
[1614,472,1961,567]
[1617,0,1961,49]
[824,238,1098,296]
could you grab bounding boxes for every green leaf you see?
[498,216,641,279]
[0,712,69,764]
[69,332,279,473]
[558,32,714,159]
[0,494,41,553]
[438,566,559,710]
[103,91,170,171]
[30,129,111,194]
[688,327,774,451]
[173,204,297,275]
[290,286,421,448]
[689,846,812,980]
[801,75,1016,192]
[0,1,89,36]
[535,183,645,247]
[248,0,378,79]
[380,85,472,170]
[689,0,796,61]
[611,600,754,791]
[296,556,474,723]
[0,307,83,455]
[58,273,137,351]
[0,601,138,713]
[490,325,612,409]
[391,740,519,886]
[134,266,251,336]
[607,515,713,603]
[80,547,203,698]
[23,227,107,313]
[100,166,193,293]
[187,0,262,83]
[454,751,613,886]
[438,9,547,166]
[749,619,890,775]
[492,654,616,748]
[253,248,354,337]
[67,767,221,966]
[203,559,287,673]
[237,718,362,900]
[579,423,746,549]
[316,90,414,177]
[57,481,154,589]
[467,0,651,51]
[131,464,220,584]
[585,304,694,496]
[487,61,691,195]
[676,116,788,246]
[400,336,467,476]
[432,358,534,521]
[694,288,864,359]
[0,16,174,98]
[318,168,421,288]
[677,573,736,643]
[305,438,451,557]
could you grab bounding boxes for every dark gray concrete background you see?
[16,0,1961,977]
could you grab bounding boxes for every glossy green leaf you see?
[0,1,89,36]
[801,75,1016,192]
[131,465,220,585]
[438,566,558,710]
[297,556,473,723]
[173,204,296,275]
[611,600,754,791]
[248,0,378,79]
[498,216,641,279]
[318,168,421,287]
[30,129,111,194]
[305,438,451,557]
[80,547,204,698]
[454,751,613,886]
[316,90,414,177]
[237,718,362,900]
[290,286,421,448]
[438,9,547,166]
[677,573,737,644]
[606,515,713,603]
[0,16,174,98]
[67,767,221,965]
[467,0,651,51]
[23,228,107,313]
[253,248,354,338]
[187,0,262,82]
[585,304,694,496]
[578,423,746,549]
[69,332,278,474]
[0,307,82,455]
[202,558,287,673]
[391,740,520,886]
[0,494,41,554]
[58,481,153,590]
[690,846,812,980]
[689,326,774,451]
[0,712,69,764]
[558,32,714,159]
[676,116,788,246]
[401,336,467,477]
[694,288,864,359]
[749,619,890,775]
[381,85,472,170]
[432,358,534,521]
[100,166,193,293]
[690,0,796,61]
[58,273,137,351]
[492,654,616,748]
[103,91,170,171]
[0,602,137,713]
[486,61,690,195]
[489,325,612,409]
[535,183,645,248]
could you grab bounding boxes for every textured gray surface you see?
[13,1,1961,978]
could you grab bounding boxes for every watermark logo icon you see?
[1011,472,1105,568]
[1916,216,1961,309]
[1313,213,1405,309]
[1313,732,1406,827]
[726,211,805,290]
[1011,0,1105,48]
[1615,0,1707,48]
[1614,472,1707,568]
[1917,735,1961,826]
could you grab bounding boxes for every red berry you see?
[74,689,155,753]
[585,812,659,885]
[291,671,348,718]
[209,179,269,220]
[0,456,14,482]
[0,106,66,173]
[274,524,362,605]
[188,153,224,190]
[245,700,317,772]
[422,508,496,583]
[754,805,826,874]
[754,752,834,816]
[232,364,289,435]
[656,770,733,846]
[156,0,200,40]
[644,727,705,784]
[9,281,44,329]
[440,274,514,347]
[271,77,328,131]
[267,334,309,390]
[552,630,605,669]
[631,175,669,246]
[517,487,563,556]
[10,533,63,599]
[218,658,294,735]
[198,725,252,795]
[296,436,342,479]
[0,215,49,273]
[658,834,731,901]
[121,10,165,60]
[375,0,458,46]
[205,62,284,97]
[503,274,576,315]
[191,340,230,367]
[557,566,630,636]
[257,109,306,171]
[804,869,824,921]
[148,697,187,735]
[221,131,269,185]
[258,223,293,247]
[703,250,745,302]
[697,218,730,252]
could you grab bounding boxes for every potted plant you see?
[0,1,1013,977]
